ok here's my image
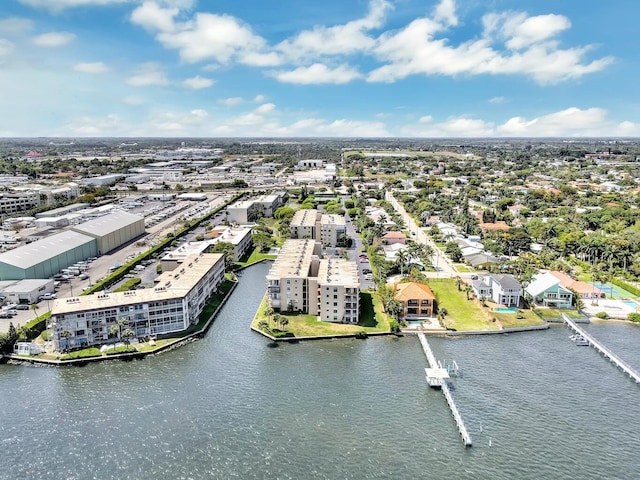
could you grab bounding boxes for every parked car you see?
[39,293,56,301]
[16,304,30,310]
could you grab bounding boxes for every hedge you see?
[611,278,640,297]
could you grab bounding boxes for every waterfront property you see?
[471,274,522,307]
[266,239,359,323]
[48,253,225,351]
[393,282,436,319]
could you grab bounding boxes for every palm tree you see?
[30,303,39,320]
[394,249,410,277]
[464,284,472,301]
[280,318,289,332]
[59,330,72,352]
[121,328,135,347]
[591,265,604,305]
[438,308,448,329]
[264,305,274,324]
[257,320,270,334]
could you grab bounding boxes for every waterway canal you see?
[1,262,639,479]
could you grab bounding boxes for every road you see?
[384,191,457,278]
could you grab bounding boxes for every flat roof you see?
[0,230,95,269]
[317,258,359,287]
[51,253,224,315]
[72,210,144,237]
[292,209,319,227]
[267,239,317,279]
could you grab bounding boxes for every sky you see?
[0,0,638,138]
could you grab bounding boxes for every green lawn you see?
[454,264,472,272]
[534,308,586,320]
[251,292,390,338]
[237,247,277,268]
[491,309,546,328]
[429,279,499,331]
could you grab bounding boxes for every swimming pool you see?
[622,300,639,308]
[495,307,519,313]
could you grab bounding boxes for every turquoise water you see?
[1,262,640,480]
[622,300,638,308]
[495,307,518,313]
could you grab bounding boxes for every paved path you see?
[385,191,457,278]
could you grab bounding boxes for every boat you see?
[569,334,589,346]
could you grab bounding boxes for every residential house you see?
[382,231,407,245]
[393,282,436,318]
[525,272,574,309]
[472,274,522,307]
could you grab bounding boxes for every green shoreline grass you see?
[251,291,391,338]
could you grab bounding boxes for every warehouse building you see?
[71,211,145,255]
[0,230,97,280]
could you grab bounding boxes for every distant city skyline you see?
[0,0,638,137]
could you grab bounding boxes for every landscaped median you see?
[9,275,239,365]
[251,290,392,340]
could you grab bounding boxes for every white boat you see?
[570,334,589,346]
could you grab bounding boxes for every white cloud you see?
[131,4,279,66]
[254,103,275,114]
[496,107,609,136]
[0,39,14,56]
[67,114,123,136]
[0,18,34,35]
[73,62,109,74]
[270,63,362,85]
[276,0,392,61]
[153,108,209,132]
[32,32,76,47]
[182,75,214,89]
[419,115,433,123]
[130,1,179,32]
[402,107,639,137]
[122,95,145,105]
[219,97,244,106]
[18,0,129,11]
[253,94,266,103]
[484,12,571,50]
[433,0,457,27]
[126,63,170,86]
[489,96,505,104]
[369,6,612,85]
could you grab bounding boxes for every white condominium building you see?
[314,258,359,324]
[290,209,347,247]
[319,214,346,248]
[48,253,226,352]
[266,239,360,323]
[290,209,319,240]
[226,192,287,225]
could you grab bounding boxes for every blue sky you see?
[0,0,638,137]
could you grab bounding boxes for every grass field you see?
[534,308,586,320]
[429,278,499,331]
[251,292,390,337]
[491,309,546,328]
[237,247,276,268]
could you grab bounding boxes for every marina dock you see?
[418,333,472,447]
[562,314,640,385]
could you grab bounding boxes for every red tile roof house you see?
[393,282,436,318]
[382,231,407,245]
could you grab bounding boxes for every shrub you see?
[595,311,609,319]
[628,313,640,323]
[105,345,137,355]
[156,263,163,274]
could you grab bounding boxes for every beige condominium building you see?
[266,239,359,323]
[226,192,286,225]
[290,209,347,247]
[48,253,225,352]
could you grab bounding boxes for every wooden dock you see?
[562,314,640,385]
[418,333,472,447]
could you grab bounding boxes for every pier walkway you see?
[418,333,472,447]
[562,314,640,385]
